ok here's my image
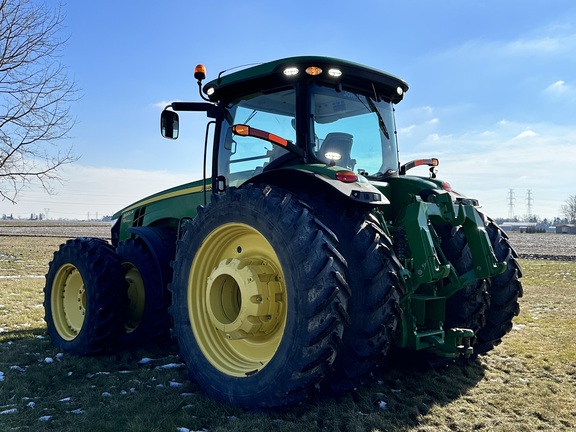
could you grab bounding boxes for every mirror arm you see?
[170,102,214,112]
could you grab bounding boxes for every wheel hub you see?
[53,265,86,340]
[123,263,145,333]
[206,258,283,340]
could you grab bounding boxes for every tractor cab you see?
[162,57,409,191]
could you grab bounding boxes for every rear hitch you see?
[423,327,475,359]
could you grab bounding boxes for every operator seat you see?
[318,132,355,170]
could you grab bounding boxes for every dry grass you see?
[0,234,575,431]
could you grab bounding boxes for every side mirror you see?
[161,110,179,139]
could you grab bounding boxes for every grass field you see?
[1,235,575,431]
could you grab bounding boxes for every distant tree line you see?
[494,195,576,229]
[561,195,576,224]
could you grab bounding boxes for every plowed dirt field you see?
[0,221,574,260]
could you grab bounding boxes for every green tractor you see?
[44,56,523,408]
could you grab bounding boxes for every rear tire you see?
[475,216,523,354]
[117,238,171,347]
[169,184,349,408]
[438,225,490,338]
[322,211,404,391]
[44,238,126,355]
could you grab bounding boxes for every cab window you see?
[219,89,296,186]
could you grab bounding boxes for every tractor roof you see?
[203,56,409,104]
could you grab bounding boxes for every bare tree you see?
[0,0,78,203]
[561,195,576,224]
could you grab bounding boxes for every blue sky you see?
[4,0,576,221]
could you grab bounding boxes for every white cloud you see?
[399,120,576,219]
[543,80,576,101]
[513,129,538,140]
[505,36,564,55]
[399,124,417,136]
[546,80,567,94]
[153,101,172,109]
[447,29,576,61]
[416,106,434,115]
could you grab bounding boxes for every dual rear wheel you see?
[44,238,126,354]
[45,237,171,354]
[437,216,523,355]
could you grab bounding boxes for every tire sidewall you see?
[117,238,168,345]
[44,239,124,354]
[170,186,343,406]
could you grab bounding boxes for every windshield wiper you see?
[365,97,390,140]
[244,110,258,124]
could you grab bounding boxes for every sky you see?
[3,0,576,221]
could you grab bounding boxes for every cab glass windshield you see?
[310,83,399,177]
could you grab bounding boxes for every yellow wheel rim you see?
[51,264,87,341]
[123,262,145,333]
[189,223,287,377]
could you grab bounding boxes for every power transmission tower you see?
[507,189,515,219]
[526,189,533,219]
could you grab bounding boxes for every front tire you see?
[169,185,349,408]
[44,238,126,355]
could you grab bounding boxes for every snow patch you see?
[155,363,185,370]
[0,408,18,415]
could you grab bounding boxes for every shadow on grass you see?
[272,351,486,431]
[0,331,486,432]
